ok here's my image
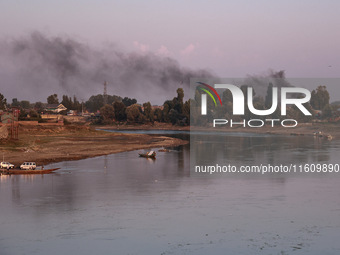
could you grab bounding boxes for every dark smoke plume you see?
[243,69,293,97]
[0,32,213,104]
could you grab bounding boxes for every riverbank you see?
[1,122,338,167]
[0,125,188,167]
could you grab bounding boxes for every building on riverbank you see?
[44,104,67,113]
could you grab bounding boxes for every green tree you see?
[0,93,7,110]
[183,99,190,125]
[34,102,44,113]
[153,108,163,122]
[143,102,153,122]
[160,88,188,124]
[47,94,59,104]
[60,95,81,111]
[126,104,145,123]
[322,104,333,119]
[20,100,31,109]
[29,109,39,119]
[73,96,81,111]
[12,98,20,107]
[177,88,184,104]
[169,109,179,125]
[61,95,72,109]
[100,104,115,124]
[19,110,28,120]
[113,101,127,121]
[310,86,330,110]
[173,88,184,114]
[86,94,123,112]
[122,97,137,107]
[162,100,174,123]
[86,94,104,112]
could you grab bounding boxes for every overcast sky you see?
[0,0,339,104]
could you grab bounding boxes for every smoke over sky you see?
[0,32,213,104]
[1,0,340,104]
[1,31,339,106]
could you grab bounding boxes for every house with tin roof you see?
[45,104,67,113]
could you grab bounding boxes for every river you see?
[0,131,339,255]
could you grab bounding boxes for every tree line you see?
[0,85,338,125]
[97,88,190,125]
[0,88,190,125]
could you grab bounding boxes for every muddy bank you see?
[0,125,188,167]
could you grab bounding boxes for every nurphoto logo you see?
[195,81,312,128]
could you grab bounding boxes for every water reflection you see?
[191,133,339,177]
[0,132,339,255]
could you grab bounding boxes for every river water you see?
[1,131,340,255]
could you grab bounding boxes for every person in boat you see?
[139,151,156,158]
[148,151,155,157]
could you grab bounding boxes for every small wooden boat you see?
[139,151,156,158]
[1,168,60,175]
